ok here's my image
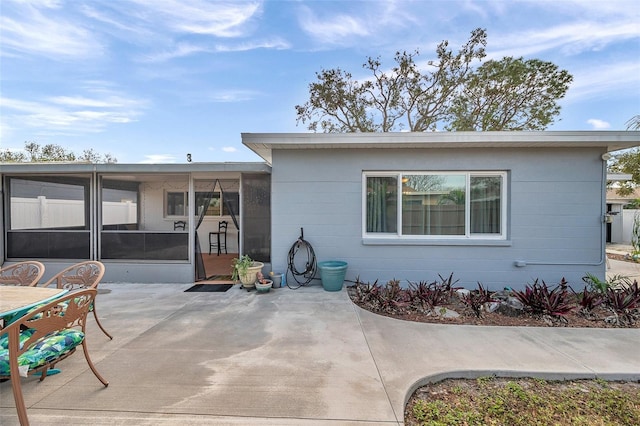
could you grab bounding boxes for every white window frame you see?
[362,171,507,240]
[165,191,187,218]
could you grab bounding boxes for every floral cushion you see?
[56,299,95,312]
[0,298,92,327]
[0,329,36,350]
[0,329,84,376]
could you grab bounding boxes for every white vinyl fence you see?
[11,197,136,229]
[622,209,640,245]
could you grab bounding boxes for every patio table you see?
[0,286,68,329]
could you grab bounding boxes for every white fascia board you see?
[242,131,640,163]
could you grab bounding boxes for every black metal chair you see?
[209,221,228,255]
[174,220,186,230]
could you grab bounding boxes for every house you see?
[242,131,640,290]
[2,131,639,289]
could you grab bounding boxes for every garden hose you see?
[286,228,317,289]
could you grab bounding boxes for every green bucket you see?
[317,261,348,292]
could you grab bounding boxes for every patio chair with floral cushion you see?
[41,261,112,340]
[0,288,109,426]
[0,261,45,287]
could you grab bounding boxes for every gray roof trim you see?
[0,162,271,174]
[242,131,640,164]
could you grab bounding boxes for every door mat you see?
[184,284,233,293]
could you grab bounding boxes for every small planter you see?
[317,261,348,292]
[255,280,272,293]
[270,272,283,288]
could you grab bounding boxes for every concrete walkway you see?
[1,268,639,425]
[607,244,640,281]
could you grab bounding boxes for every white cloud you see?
[564,61,640,102]
[298,6,370,44]
[214,38,290,53]
[0,84,148,136]
[222,146,237,153]
[487,19,640,59]
[587,119,611,130]
[141,38,289,63]
[126,0,262,37]
[138,154,177,164]
[0,3,102,59]
[141,43,211,63]
[208,90,260,103]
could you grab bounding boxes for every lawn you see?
[405,377,640,425]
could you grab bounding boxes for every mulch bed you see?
[357,300,639,328]
[348,258,640,328]
[608,252,640,263]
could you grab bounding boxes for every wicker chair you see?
[0,288,109,426]
[41,261,112,340]
[0,261,45,287]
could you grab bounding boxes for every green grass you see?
[407,378,640,426]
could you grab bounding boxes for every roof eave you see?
[242,131,640,164]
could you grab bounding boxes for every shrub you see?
[350,278,411,314]
[604,281,640,326]
[379,279,411,314]
[582,273,610,293]
[350,277,380,305]
[408,280,451,312]
[513,279,574,319]
[572,287,604,317]
[437,272,460,298]
[461,282,494,318]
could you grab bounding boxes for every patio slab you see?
[2,279,639,425]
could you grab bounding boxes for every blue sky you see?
[1,0,639,164]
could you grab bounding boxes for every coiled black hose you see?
[286,228,317,289]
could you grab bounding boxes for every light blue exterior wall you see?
[270,147,607,291]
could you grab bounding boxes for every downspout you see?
[514,153,607,267]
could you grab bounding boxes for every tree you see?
[296,28,572,133]
[446,57,572,130]
[609,115,640,196]
[0,142,116,163]
[296,28,487,132]
[610,147,639,196]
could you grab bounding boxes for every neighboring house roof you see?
[242,131,640,164]
[607,188,640,205]
[607,173,633,182]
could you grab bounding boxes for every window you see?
[8,176,89,230]
[195,192,221,217]
[101,179,139,229]
[364,172,506,239]
[165,191,226,217]
[165,191,187,217]
[5,176,91,259]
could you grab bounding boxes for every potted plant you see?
[231,255,264,289]
[255,272,273,293]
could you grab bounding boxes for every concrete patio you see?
[2,259,639,425]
